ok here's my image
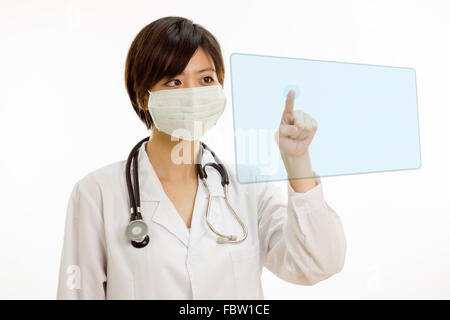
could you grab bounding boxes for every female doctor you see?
[57,16,346,300]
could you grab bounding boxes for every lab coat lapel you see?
[150,199,189,247]
[136,141,189,247]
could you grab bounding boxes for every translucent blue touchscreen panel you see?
[230,53,421,183]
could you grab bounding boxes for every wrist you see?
[281,150,314,179]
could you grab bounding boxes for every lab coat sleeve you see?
[57,174,107,299]
[258,175,346,285]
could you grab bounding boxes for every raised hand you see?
[274,89,318,158]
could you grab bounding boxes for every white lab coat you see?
[57,141,346,300]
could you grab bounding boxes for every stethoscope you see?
[125,136,248,248]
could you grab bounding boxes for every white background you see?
[1,0,449,299]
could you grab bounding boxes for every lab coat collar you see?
[136,141,226,202]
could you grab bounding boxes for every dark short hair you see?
[124,16,225,130]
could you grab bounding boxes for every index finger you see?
[281,89,296,125]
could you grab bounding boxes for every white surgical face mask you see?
[147,84,226,141]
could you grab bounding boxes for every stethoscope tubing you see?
[125,136,150,219]
[126,136,248,248]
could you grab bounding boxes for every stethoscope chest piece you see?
[126,219,149,248]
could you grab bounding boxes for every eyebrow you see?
[181,67,216,74]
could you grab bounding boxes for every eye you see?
[165,79,181,87]
[202,76,215,84]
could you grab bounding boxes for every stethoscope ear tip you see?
[216,235,237,244]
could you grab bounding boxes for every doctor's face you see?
[149,47,219,92]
